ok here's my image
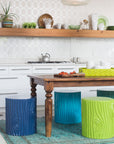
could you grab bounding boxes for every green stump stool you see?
[97,89,114,99]
[82,97,114,139]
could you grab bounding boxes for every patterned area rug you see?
[0,117,114,144]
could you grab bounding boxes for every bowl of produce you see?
[69,25,80,30]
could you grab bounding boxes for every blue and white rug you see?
[0,117,114,144]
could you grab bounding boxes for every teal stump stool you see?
[97,89,114,99]
[54,90,81,124]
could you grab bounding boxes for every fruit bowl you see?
[69,25,80,30]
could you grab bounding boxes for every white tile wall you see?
[0,0,114,63]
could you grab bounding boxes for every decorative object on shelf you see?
[43,18,52,29]
[97,15,109,30]
[69,25,80,30]
[53,23,61,29]
[0,22,2,28]
[107,26,114,30]
[38,13,53,29]
[80,19,89,29]
[61,0,90,6]
[61,24,68,29]
[0,2,18,28]
[91,13,98,30]
[22,22,36,28]
[98,23,104,30]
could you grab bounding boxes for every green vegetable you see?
[22,22,36,28]
[107,26,114,30]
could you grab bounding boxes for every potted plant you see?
[0,2,18,28]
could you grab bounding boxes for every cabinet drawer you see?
[0,75,30,90]
[0,67,8,75]
[9,66,32,75]
[33,66,54,74]
[55,66,76,73]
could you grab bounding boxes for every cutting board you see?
[54,73,85,78]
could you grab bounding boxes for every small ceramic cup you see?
[98,23,104,30]
[0,22,2,28]
[56,23,61,29]
[45,24,51,29]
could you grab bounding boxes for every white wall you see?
[0,0,114,64]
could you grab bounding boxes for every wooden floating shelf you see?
[0,28,114,38]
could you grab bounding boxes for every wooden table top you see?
[28,74,114,82]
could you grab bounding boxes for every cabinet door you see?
[32,66,54,74]
[0,75,30,90]
[0,67,8,75]
[55,66,76,73]
[0,89,31,107]
[9,66,31,75]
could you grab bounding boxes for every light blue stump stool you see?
[97,89,114,99]
[6,97,36,136]
[54,90,81,124]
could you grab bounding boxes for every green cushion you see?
[82,97,114,139]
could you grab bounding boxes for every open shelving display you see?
[0,28,114,38]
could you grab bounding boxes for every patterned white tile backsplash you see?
[0,0,114,63]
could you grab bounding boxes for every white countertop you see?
[0,62,86,67]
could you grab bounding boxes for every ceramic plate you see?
[98,16,109,30]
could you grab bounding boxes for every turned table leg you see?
[30,78,37,133]
[30,78,37,98]
[44,82,53,137]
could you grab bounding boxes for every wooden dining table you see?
[28,74,114,137]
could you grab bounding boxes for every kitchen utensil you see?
[38,14,53,28]
[97,15,109,30]
[41,53,50,62]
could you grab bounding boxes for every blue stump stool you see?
[6,97,36,136]
[97,89,114,99]
[54,90,81,124]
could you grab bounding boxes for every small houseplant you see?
[0,2,17,28]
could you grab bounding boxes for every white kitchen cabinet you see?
[32,66,54,74]
[54,65,76,73]
[0,67,9,75]
[9,66,32,75]
[0,89,30,107]
[0,63,86,107]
